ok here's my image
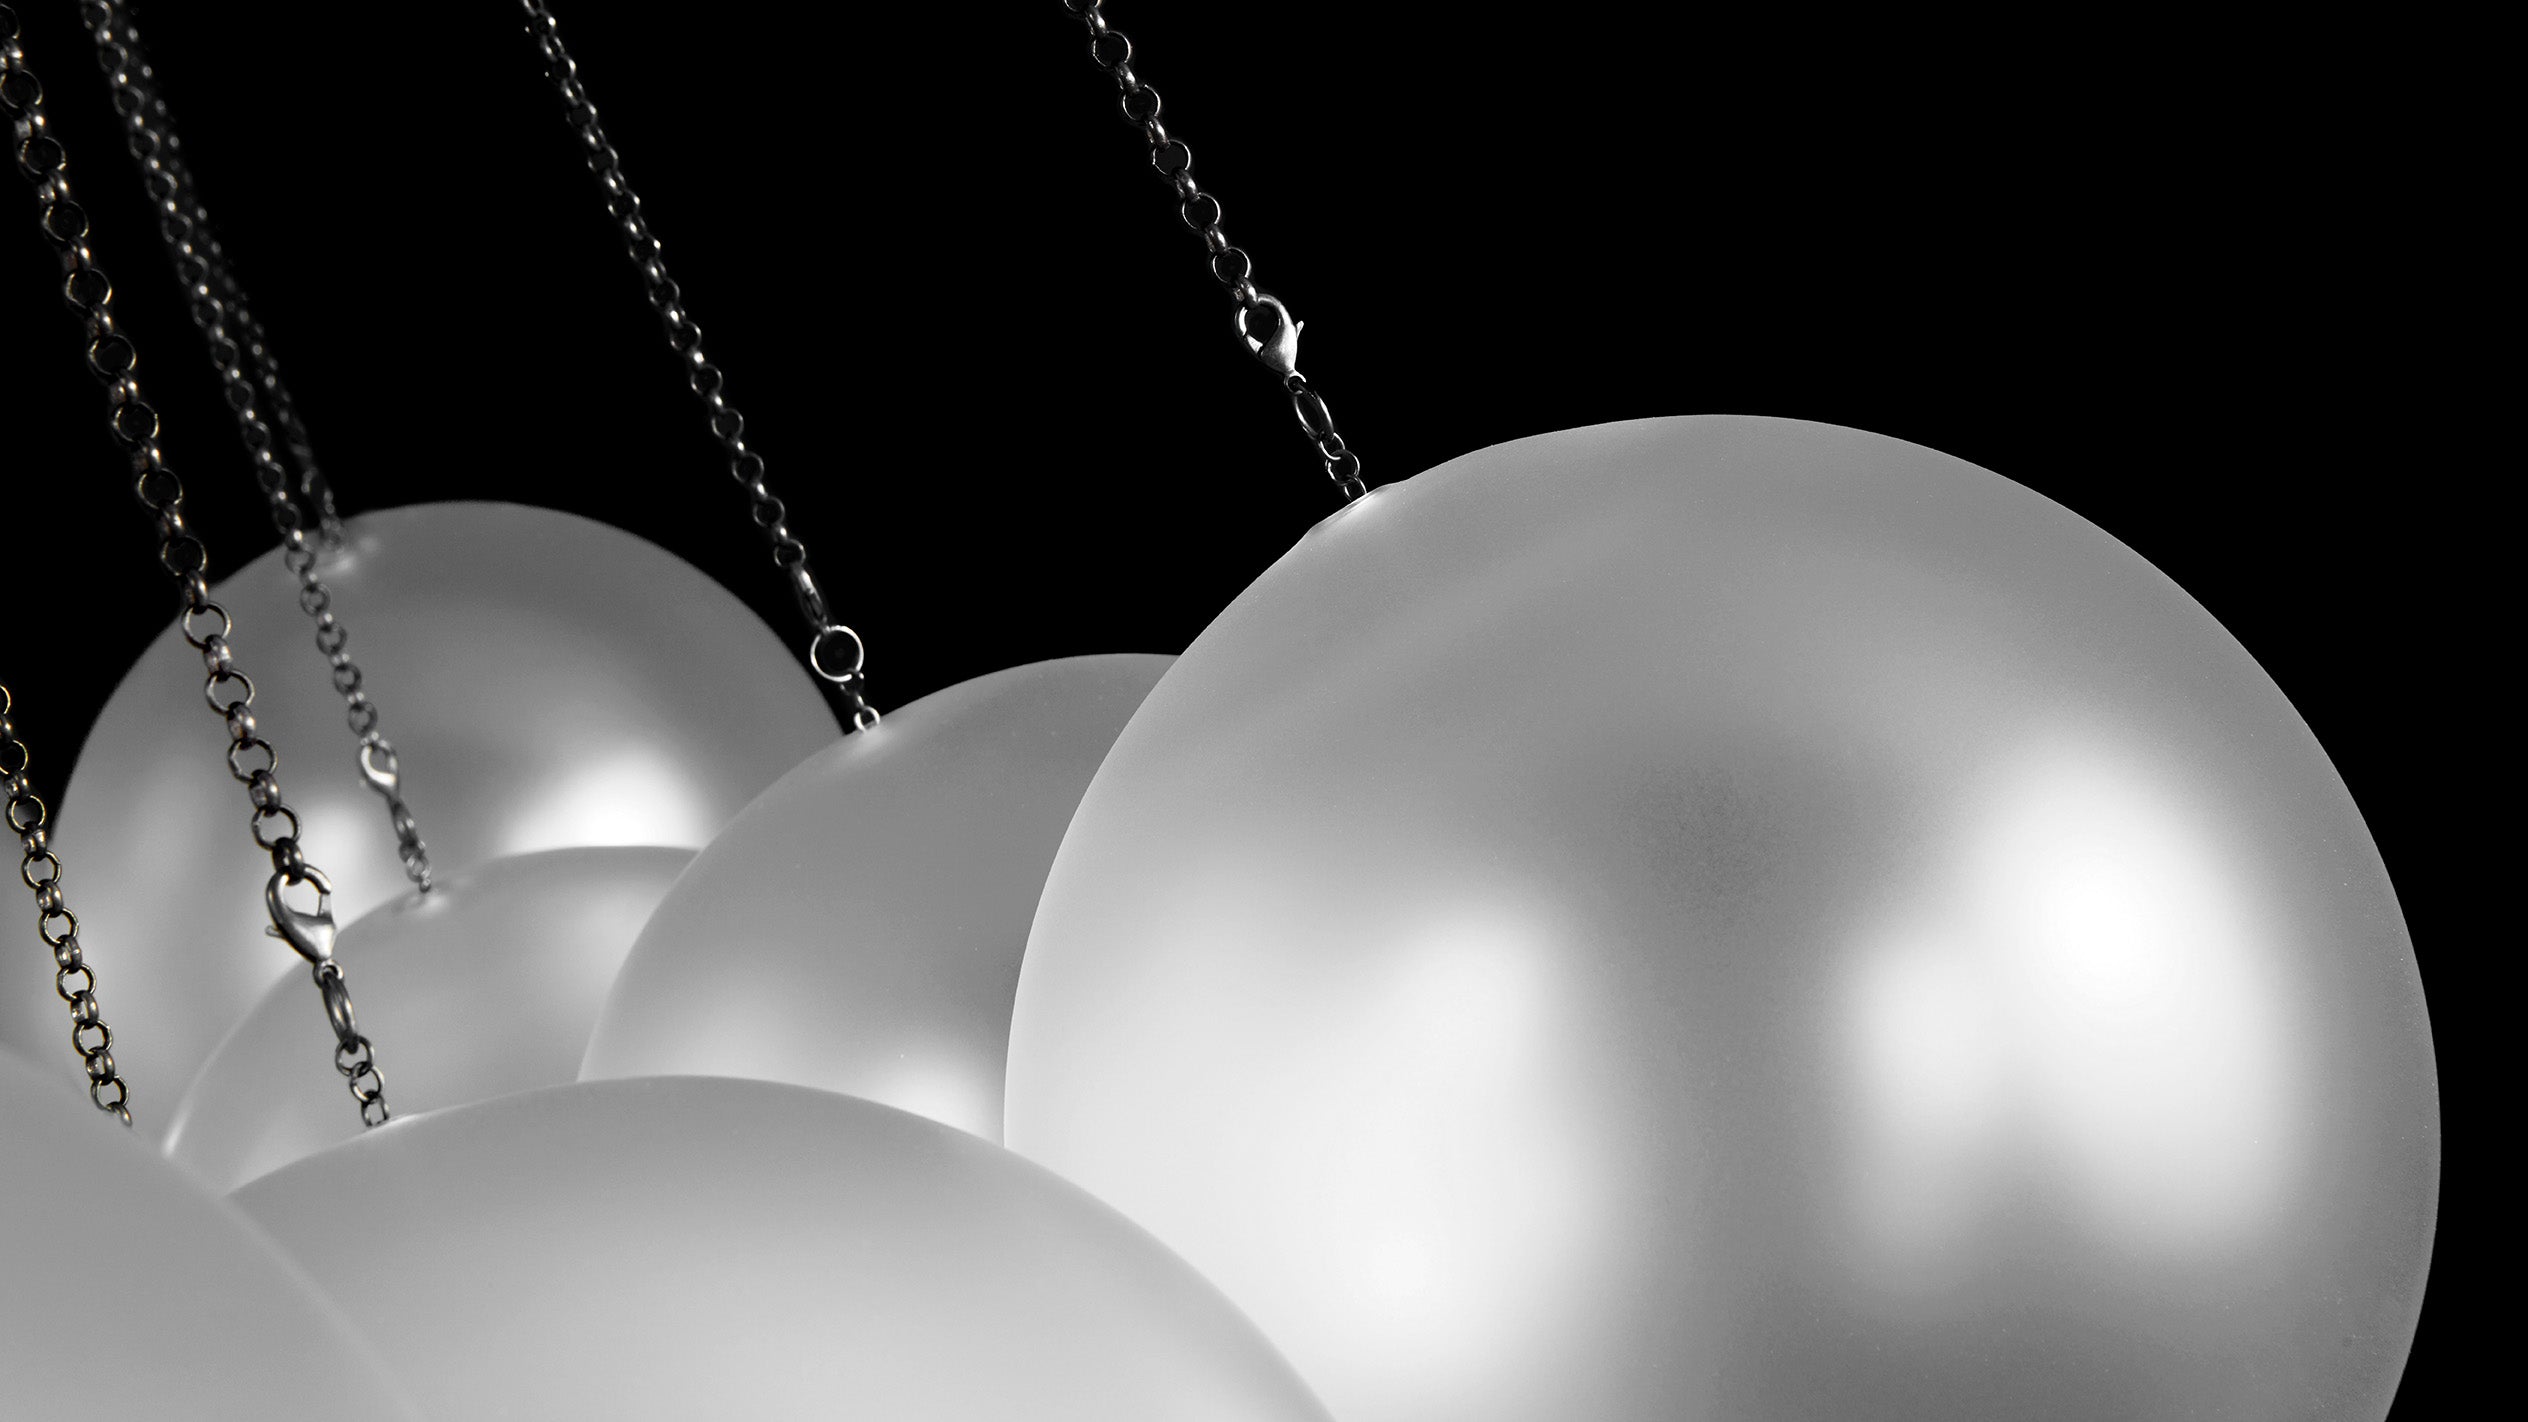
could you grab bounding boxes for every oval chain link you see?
[79,2,431,893]
[3,10,391,1128]
[515,1,878,731]
[1,685,132,1124]
[1059,1,1367,502]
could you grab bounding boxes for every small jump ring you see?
[807,624,865,682]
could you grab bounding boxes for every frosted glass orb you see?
[1,502,837,1135]
[235,1076,1330,1421]
[1,1050,426,1419]
[581,655,1168,1139]
[1006,416,2436,1422]
[167,845,691,1191]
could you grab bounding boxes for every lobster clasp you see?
[1236,292,1302,376]
[264,866,337,966]
[357,739,401,798]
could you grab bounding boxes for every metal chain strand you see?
[515,1,879,730]
[3,11,390,1127]
[1,685,131,1124]
[1059,1,1367,502]
[86,5,341,544]
[171,160,344,543]
[78,3,431,891]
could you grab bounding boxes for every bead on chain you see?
[2,685,131,1124]
[79,2,432,892]
[1059,1,1367,502]
[515,0,878,731]
[3,10,391,1127]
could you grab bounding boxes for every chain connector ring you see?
[313,961,360,1045]
[807,623,866,683]
[263,864,337,966]
[1236,292,1301,376]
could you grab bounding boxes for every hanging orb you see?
[0,502,838,1135]
[1004,416,2438,1422]
[1,1050,426,1418]
[232,1075,1330,1420]
[580,654,1169,1140]
[164,845,692,1192]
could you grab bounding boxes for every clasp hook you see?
[1236,293,1302,376]
[358,739,400,798]
[264,866,337,966]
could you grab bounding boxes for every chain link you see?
[1059,1,1367,502]
[515,1,878,731]
[2,684,132,1125]
[78,2,432,892]
[4,10,390,1127]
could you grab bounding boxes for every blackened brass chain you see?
[3,9,391,1127]
[516,1,879,731]
[1,685,130,1124]
[1059,1,1367,503]
[79,2,433,893]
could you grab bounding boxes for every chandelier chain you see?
[515,1,878,731]
[83,8,339,542]
[1059,1,1367,503]
[79,2,433,893]
[3,9,391,1129]
[1,685,132,1125]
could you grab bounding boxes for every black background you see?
[1,4,2473,1411]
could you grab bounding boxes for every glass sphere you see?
[1006,416,2436,1422]
[2,502,838,1132]
[235,1076,1331,1421]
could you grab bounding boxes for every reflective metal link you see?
[313,963,388,1127]
[3,14,390,1128]
[79,3,432,891]
[516,1,879,732]
[1,685,131,1125]
[1059,1,1368,502]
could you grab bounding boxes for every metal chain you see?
[1059,1,1367,503]
[79,2,432,892]
[515,1,879,731]
[3,10,391,1128]
[1,685,132,1125]
[84,6,340,542]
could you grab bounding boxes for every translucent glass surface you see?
[1006,416,2438,1422]
[234,1076,1331,1422]
[581,655,1169,1139]
[1,1052,426,1420]
[167,845,692,1192]
[0,502,838,1136]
